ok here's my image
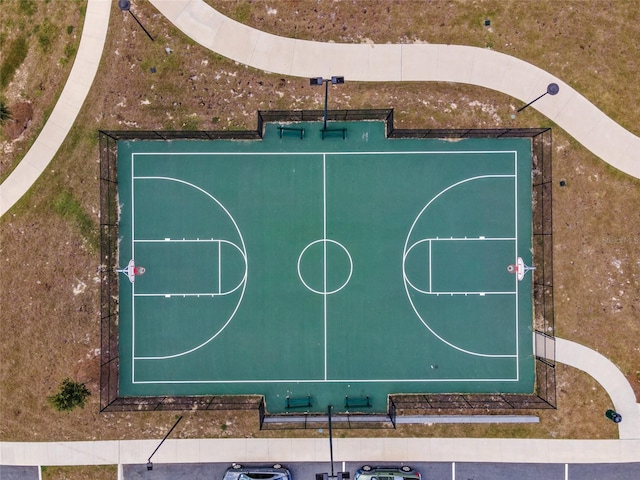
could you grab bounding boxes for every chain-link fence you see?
[99,110,554,414]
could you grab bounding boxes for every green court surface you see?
[117,120,535,413]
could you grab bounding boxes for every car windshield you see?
[240,474,278,480]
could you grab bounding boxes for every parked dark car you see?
[223,464,292,480]
[354,466,421,480]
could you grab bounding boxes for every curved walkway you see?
[0,0,111,217]
[1,0,639,469]
[150,0,640,180]
[551,339,640,439]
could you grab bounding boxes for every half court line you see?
[323,153,328,382]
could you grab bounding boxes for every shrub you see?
[18,0,38,16]
[48,378,91,411]
[0,100,11,124]
[37,19,57,53]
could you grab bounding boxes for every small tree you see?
[0,100,11,125]
[48,378,91,411]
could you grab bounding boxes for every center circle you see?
[297,239,353,295]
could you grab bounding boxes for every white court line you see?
[218,240,222,295]
[132,375,519,384]
[133,238,247,261]
[131,150,519,157]
[134,238,236,243]
[404,237,518,295]
[419,237,517,242]
[514,152,520,381]
[134,292,237,297]
[128,152,525,383]
[131,154,136,383]
[323,154,328,381]
[416,291,517,296]
[429,239,432,293]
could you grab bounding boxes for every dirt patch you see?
[2,101,33,139]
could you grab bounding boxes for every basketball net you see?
[116,259,145,283]
[507,257,535,281]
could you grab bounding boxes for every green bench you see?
[278,126,305,139]
[285,395,312,409]
[344,395,371,409]
[321,127,347,140]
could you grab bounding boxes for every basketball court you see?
[116,120,535,413]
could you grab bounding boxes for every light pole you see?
[517,83,559,113]
[315,406,349,480]
[119,0,155,42]
[310,76,345,130]
[328,405,335,478]
[146,415,183,470]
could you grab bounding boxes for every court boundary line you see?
[514,152,520,381]
[131,377,522,384]
[127,150,527,384]
[130,150,519,157]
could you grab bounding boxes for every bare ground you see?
[0,0,638,454]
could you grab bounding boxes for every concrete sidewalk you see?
[0,0,111,217]
[1,438,639,467]
[149,0,640,180]
[553,339,640,440]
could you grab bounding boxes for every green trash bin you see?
[605,409,622,423]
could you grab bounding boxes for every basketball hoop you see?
[507,257,535,281]
[116,259,145,283]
